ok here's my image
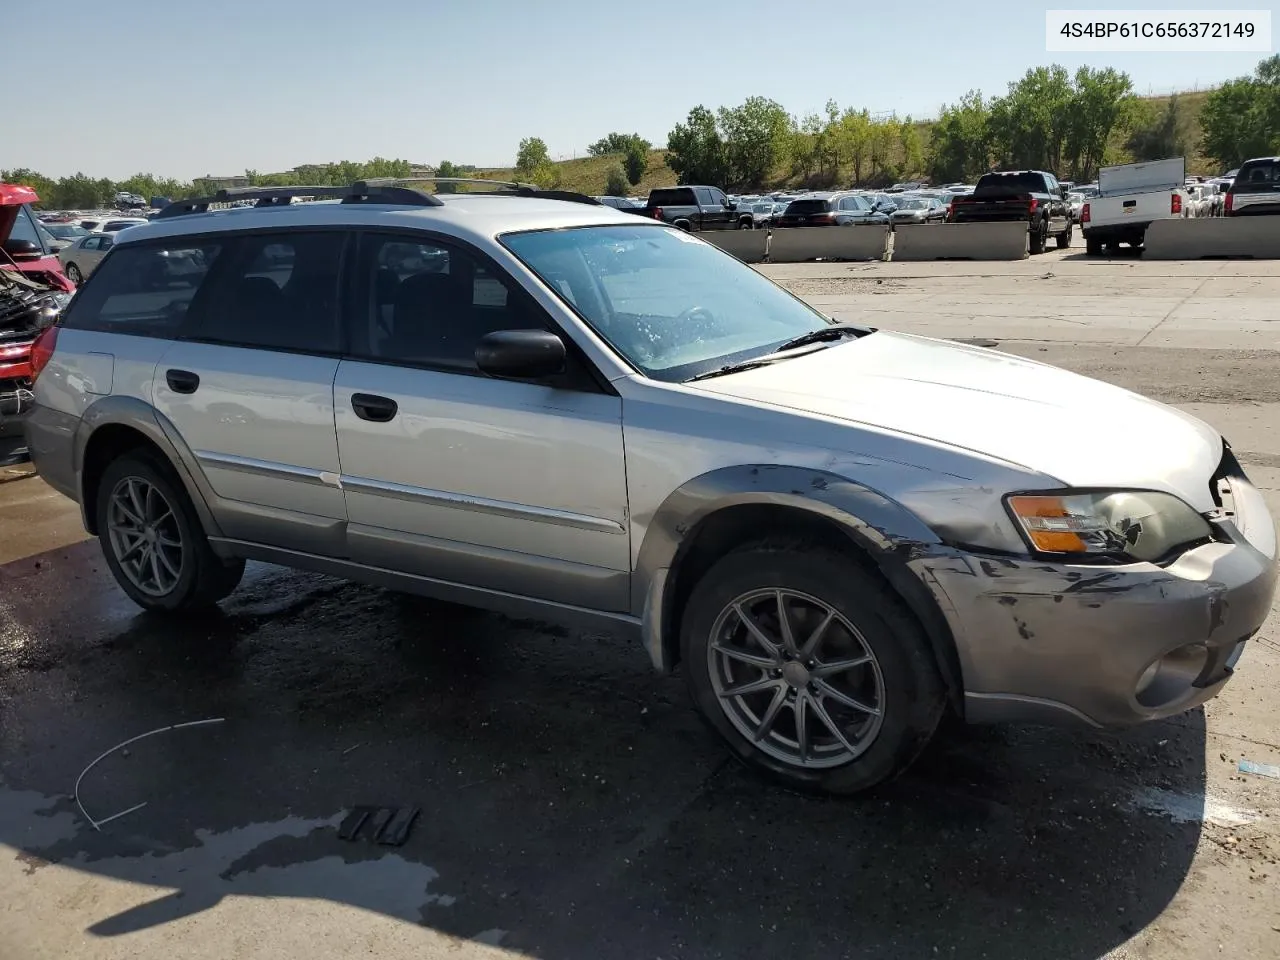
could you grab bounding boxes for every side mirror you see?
[3,238,42,259]
[725,199,736,209]
[476,329,567,380]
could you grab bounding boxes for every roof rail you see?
[153,183,444,219]
[357,177,604,206]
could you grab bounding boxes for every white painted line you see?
[1129,787,1261,828]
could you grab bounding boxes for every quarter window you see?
[59,241,224,337]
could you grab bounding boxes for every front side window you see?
[502,224,837,383]
[7,205,49,254]
[60,241,224,337]
[193,232,345,353]
[350,233,540,372]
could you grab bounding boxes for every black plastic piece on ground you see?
[337,806,373,840]
[365,807,394,841]
[377,806,420,846]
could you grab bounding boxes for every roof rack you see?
[358,177,603,206]
[154,183,445,219]
[153,177,604,221]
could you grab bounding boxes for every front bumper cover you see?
[912,475,1277,728]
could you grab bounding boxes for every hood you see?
[0,183,40,246]
[693,331,1223,511]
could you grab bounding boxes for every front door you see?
[333,232,630,611]
[151,229,350,555]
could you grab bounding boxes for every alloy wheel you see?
[707,588,885,768]
[106,476,184,597]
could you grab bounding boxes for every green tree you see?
[0,168,57,202]
[436,160,462,192]
[928,90,991,183]
[514,137,560,187]
[899,118,924,177]
[1125,94,1187,162]
[666,105,728,186]
[623,140,647,184]
[988,65,1074,171]
[789,112,822,181]
[1063,66,1136,180]
[717,96,791,187]
[604,163,629,196]
[588,132,651,157]
[1200,56,1280,170]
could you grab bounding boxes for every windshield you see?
[46,223,90,239]
[896,198,929,210]
[502,224,838,382]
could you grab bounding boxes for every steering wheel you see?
[676,305,717,326]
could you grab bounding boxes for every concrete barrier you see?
[1143,217,1280,259]
[891,222,1028,261]
[701,229,768,262]
[766,225,888,263]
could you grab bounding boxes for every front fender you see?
[633,464,965,702]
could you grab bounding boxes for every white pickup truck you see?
[1080,157,1191,255]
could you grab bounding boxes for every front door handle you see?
[351,393,398,423]
[165,369,200,394]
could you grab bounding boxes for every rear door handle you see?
[165,369,200,394]
[351,393,398,423]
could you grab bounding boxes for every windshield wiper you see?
[770,322,874,353]
[686,323,875,383]
[687,357,786,382]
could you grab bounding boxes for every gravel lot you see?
[2,244,1278,960]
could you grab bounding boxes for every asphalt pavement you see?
[2,245,1279,960]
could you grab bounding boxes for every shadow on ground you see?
[1,542,1206,958]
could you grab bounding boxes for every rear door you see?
[332,231,630,611]
[151,229,350,556]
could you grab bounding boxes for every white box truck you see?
[1080,158,1190,255]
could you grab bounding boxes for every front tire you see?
[96,451,244,612]
[65,262,83,284]
[680,542,945,795]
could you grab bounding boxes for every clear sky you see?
[8,0,1273,180]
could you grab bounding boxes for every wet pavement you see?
[2,264,1280,959]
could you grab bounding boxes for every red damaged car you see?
[1,183,74,430]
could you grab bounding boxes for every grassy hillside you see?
[476,150,676,197]
[475,89,1219,197]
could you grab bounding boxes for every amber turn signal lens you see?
[1008,495,1089,553]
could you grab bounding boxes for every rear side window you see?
[1233,159,1280,192]
[60,241,223,337]
[192,231,346,354]
[648,188,696,206]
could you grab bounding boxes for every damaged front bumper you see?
[914,475,1278,728]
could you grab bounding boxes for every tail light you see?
[813,214,836,225]
[652,206,664,220]
[1225,192,1234,214]
[1027,198,1039,214]
[29,326,59,382]
[946,201,955,221]
[1171,193,1182,215]
[1081,203,1091,223]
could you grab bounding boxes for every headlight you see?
[1005,490,1214,563]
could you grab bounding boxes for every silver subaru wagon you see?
[24,181,1278,795]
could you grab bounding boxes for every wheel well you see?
[81,424,165,534]
[663,503,963,709]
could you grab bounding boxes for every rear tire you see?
[1029,219,1047,254]
[65,262,83,284]
[95,451,244,612]
[680,541,945,796]
[1085,236,1103,256]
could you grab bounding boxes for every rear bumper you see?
[1083,221,1152,242]
[913,477,1277,728]
[22,401,79,500]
